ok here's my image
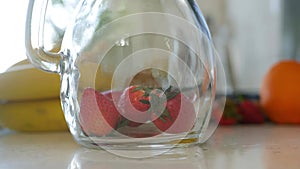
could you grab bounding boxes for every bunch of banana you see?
[0,59,115,132]
[0,59,68,132]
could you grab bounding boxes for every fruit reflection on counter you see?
[0,59,68,132]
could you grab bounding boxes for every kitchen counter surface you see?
[1,124,300,169]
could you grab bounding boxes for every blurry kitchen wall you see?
[197,0,283,93]
[282,0,300,60]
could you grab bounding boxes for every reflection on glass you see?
[44,0,79,51]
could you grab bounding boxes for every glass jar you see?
[26,0,226,155]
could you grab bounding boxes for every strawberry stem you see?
[139,99,150,105]
[131,86,144,92]
[116,117,129,129]
[159,115,167,122]
[166,91,179,100]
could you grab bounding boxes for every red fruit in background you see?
[260,60,300,124]
[219,118,238,125]
[79,88,120,136]
[215,99,240,126]
[238,100,265,124]
[152,92,196,134]
[118,86,151,124]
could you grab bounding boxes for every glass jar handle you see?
[25,0,61,73]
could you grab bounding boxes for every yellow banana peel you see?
[0,59,66,132]
[0,98,68,132]
[0,60,60,102]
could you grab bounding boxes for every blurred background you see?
[198,0,299,94]
[0,0,299,94]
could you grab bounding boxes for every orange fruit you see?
[260,60,300,124]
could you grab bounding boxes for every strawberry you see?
[216,99,240,126]
[79,88,120,136]
[237,100,265,124]
[219,118,238,125]
[151,90,196,134]
[102,90,122,100]
[101,90,140,127]
[118,85,151,124]
[126,85,151,112]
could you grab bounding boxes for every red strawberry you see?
[102,90,122,99]
[126,121,144,127]
[79,88,120,136]
[152,91,196,134]
[102,90,141,128]
[118,86,151,124]
[215,99,240,126]
[237,100,265,124]
[103,88,147,128]
[219,118,238,125]
[127,85,151,112]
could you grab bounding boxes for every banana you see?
[0,59,65,131]
[0,59,60,102]
[0,59,113,132]
[0,98,68,132]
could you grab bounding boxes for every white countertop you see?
[1,124,300,169]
